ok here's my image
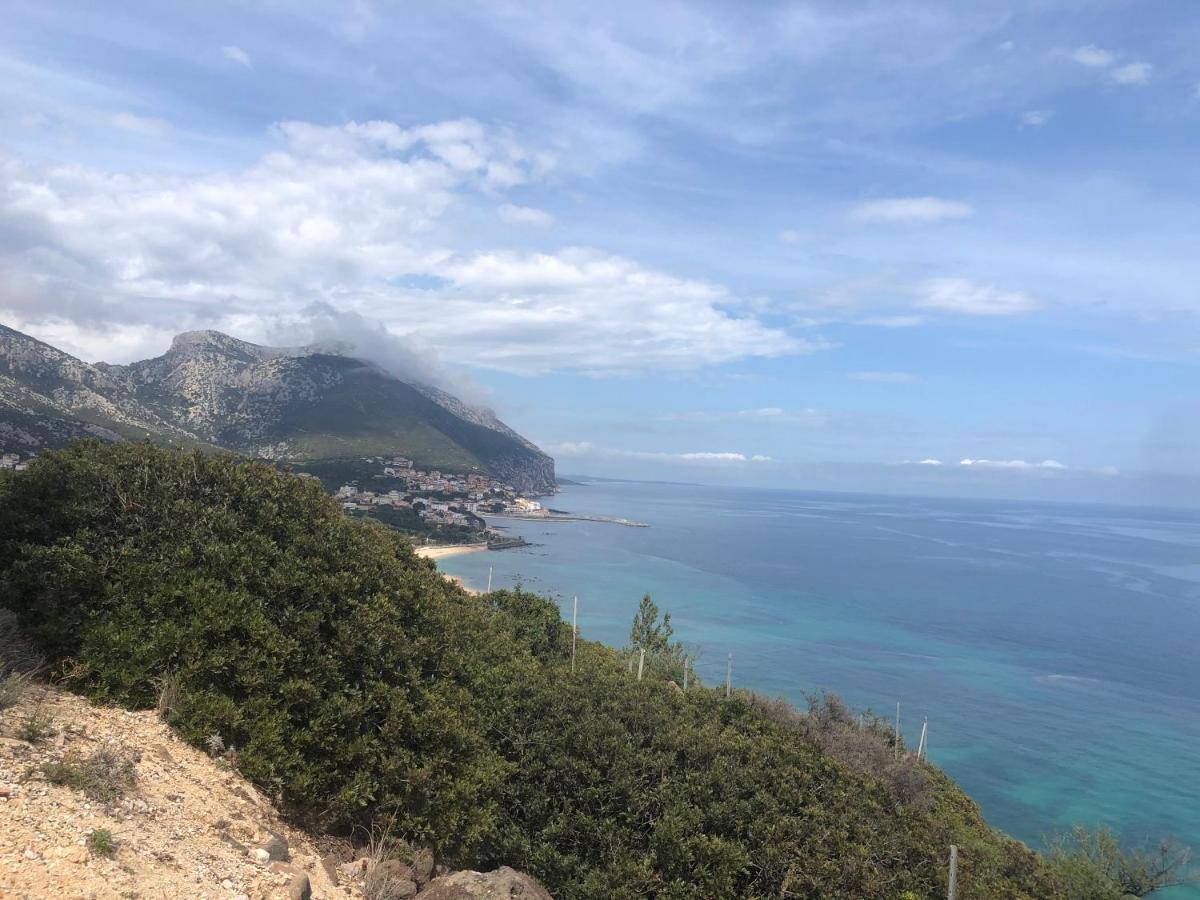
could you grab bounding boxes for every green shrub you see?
[40,747,137,802]
[0,442,1072,898]
[1045,826,1197,898]
[86,827,117,858]
[17,703,55,742]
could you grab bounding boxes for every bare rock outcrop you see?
[418,866,553,900]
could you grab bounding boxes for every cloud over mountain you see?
[0,119,802,376]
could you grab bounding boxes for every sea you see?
[439,481,1200,897]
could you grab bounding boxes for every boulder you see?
[374,858,414,882]
[269,861,312,900]
[263,829,289,862]
[419,866,554,900]
[339,858,369,883]
[411,847,435,885]
[364,858,419,899]
[320,852,343,885]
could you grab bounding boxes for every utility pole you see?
[947,845,958,900]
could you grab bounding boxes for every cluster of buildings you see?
[330,457,541,528]
[0,452,31,471]
[380,457,501,496]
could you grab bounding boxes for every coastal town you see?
[324,456,542,524]
[296,455,547,547]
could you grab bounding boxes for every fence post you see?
[947,845,958,900]
[725,653,733,699]
[571,595,578,675]
[487,566,493,593]
[637,648,645,681]
[895,702,901,760]
[918,717,928,760]
[683,658,689,692]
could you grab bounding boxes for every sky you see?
[1,0,1198,505]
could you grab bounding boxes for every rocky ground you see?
[0,686,552,900]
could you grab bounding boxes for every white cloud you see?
[681,451,771,462]
[848,371,920,384]
[859,315,925,328]
[1065,45,1150,86]
[1111,62,1151,85]
[0,118,807,375]
[542,442,772,464]
[221,45,252,67]
[918,459,944,466]
[110,112,170,136]
[915,278,1039,316]
[1069,45,1114,68]
[1021,109,1053,127]
[497,203,555,226]
[661,407,826,425]
[850,196,972,224]
[959,458,1066,470]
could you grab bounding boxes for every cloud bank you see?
[0,118,803,375]
[543,441,772,464]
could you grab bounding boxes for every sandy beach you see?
[415,542,489,560]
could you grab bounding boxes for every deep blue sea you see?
[440,482,1200,896]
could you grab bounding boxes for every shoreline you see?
[415,542,489,560]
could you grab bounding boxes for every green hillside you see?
[0,442,1178,899]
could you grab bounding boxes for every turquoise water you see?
[440,483,1200,896]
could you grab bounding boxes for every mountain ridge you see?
[0,324,555,493]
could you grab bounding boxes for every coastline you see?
[415,542,490,560]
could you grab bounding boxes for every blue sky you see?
[1,1,1198,503]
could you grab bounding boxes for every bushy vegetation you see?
[86,827,117,858]
[0,608,41,710]
[1045,827,1195,899]
[0,442,1188,898]
[40,746,138,802]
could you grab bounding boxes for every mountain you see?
[0,325,556,493]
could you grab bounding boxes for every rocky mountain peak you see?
[168,330,274,362]
[0,324,556,493]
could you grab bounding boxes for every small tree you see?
[629,595,673,653]
[627,595,690,682]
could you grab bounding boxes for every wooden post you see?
[628,654,634,674]
[487,566,493,593]
[682,658,689,692]
[725,653,733,699]
[637,648,645,681]
[895,702,901,760]
[918,718,928,760]
[947,845,958,900]
[571,595,578,675]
